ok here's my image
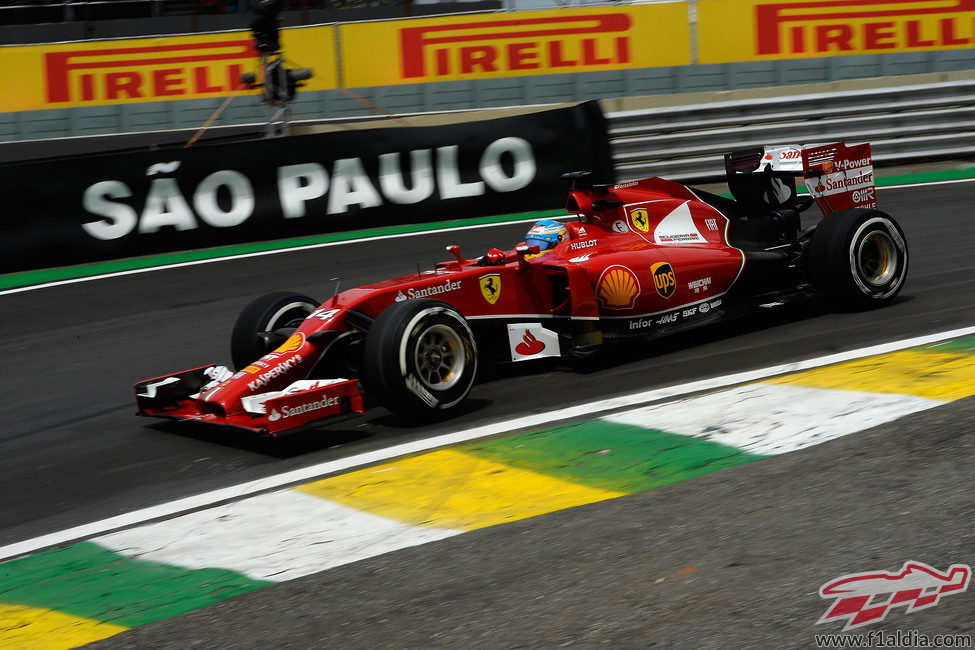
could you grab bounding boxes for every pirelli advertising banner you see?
[0,26,337,113]
[339,4,691,87]
[698,0,975,63]
[0,102,612,272]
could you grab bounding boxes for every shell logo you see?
[273,333,305,354]
[241,365,261,374]
[597,265,640,310]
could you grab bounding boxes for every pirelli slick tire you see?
[361,299,478,418]
[808,209,908,309]
[231,291,319,370]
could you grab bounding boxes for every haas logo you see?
[818,561,971,631]
[515,330,545,356]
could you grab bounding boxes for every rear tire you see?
[361,300,477,418]
[808,209,908,309]
[231,291,319,370]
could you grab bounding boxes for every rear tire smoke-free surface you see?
[808,208,908,309]
[230,291,319,370]
[361,299,478,418]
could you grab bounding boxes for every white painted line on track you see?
[0,216,543,298]
[878,177,975,190]
[1,324,972,563]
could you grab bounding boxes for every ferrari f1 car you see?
[136,141,908,436]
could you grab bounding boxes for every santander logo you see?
[515,329,545,356]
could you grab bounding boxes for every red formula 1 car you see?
[136,141,908,436]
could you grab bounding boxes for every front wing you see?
[135,365,364,437]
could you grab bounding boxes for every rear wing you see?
[801,141,877,214]
[725,142,876,216]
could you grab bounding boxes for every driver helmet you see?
[525,219,568,257]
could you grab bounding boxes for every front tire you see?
[808,209,908,308]
[231,291,319,370]
[361,299,478,418]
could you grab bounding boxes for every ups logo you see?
[651,261,676,299]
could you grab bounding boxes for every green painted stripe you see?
[930,334,975,354]
[0,209,563,291]
[460,420,768,494]
[875,167,975,186]
[0,541,270,628]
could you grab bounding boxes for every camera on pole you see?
[241,0,314,136]
[250,0,282,54]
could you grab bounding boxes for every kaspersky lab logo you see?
[817,560,971,631]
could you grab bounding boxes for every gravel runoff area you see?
[92,396,975,649]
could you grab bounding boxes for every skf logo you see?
[273,333,305,355]
[479,274,501,305]
[755,0,975,56]
[399,14,632,80]
[629,208,650,233]
[597,265,640,309]
[651,262,676,299]
[45,40,256,104]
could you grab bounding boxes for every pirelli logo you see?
[44,40,256,104]
[398,14,633,79]
[755,0,975,55]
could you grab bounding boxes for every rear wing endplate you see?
[801,141,877,215]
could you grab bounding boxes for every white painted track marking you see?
[1,324,972,563]
[606,384,944,455]
[98,490,459,581]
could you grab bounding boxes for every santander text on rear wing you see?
[802,141,877,214]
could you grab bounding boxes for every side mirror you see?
[515,244,541,268]
[445,244,471,265]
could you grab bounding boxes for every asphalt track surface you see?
[1,181,973,645]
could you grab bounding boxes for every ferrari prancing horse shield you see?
[479,274,501,304]
[630,208,650,233]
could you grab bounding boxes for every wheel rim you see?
[857,231,898,286]
[413,324,464,391]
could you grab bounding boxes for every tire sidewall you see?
[231,291,319,369]
[809,209,908,308]
[364,300,478,415]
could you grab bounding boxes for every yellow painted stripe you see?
[765,350,975,402]
[295,449,624,531]
[0,603,127,649]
